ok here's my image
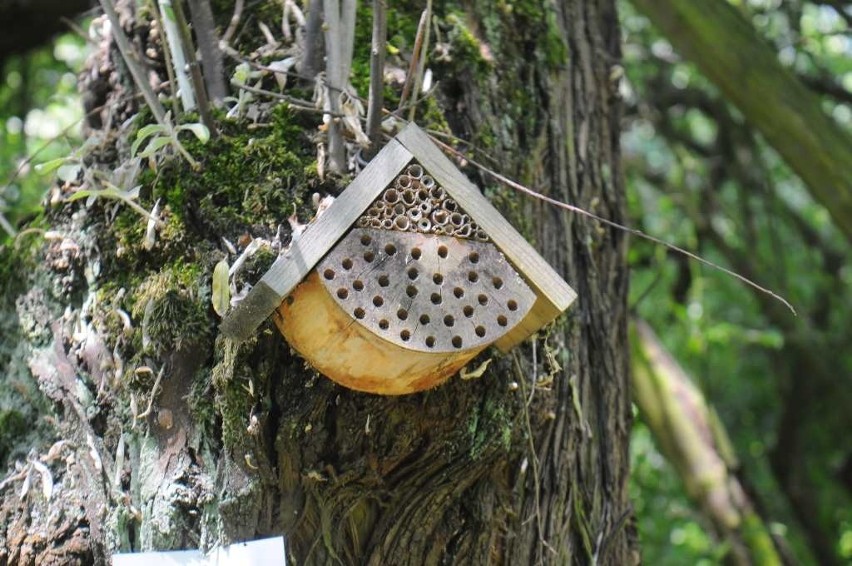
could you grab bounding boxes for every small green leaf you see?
[67,185,129,203]
[212,259,230,317]
[137,136,173,159]
[131,124,168,157]
[34,157,69,175]
[177,123,210,144]
[460,358,492,380]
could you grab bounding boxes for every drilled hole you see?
[497,315,508,327]
[360,234,372,246]
[443,314,455,327]
[342,258,353,270]
[378,274,390,287]
[354,307,365,319]
[433,273,444,285]
[337,288,349,299]
[406,285,418,298]
[384,243,397,256]
[475,326,486,337]
[400,329,411,341]
[430,293,442,305]
[373,296,384,307]
[437,245,448,258]
[407,267,419,281]
[452,336,463,349]
[425,336,436,348]
[453,287,464,299]
[468,271,479,283]
[411,247,422,260]
[353,280,364,291]
[492,276,504,289]
[478,294,488,306]
[468,252,480,264]
[397,308,408,321]
[507,299,518,311]
[419,314,430,325]
[379,319,389,330]
[463,305,474,318]
[323,269,335,280]
[363,251,375,262]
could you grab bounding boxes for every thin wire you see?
[430,138,797,316]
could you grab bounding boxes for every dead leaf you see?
[212,259,230,317]
[460,358,492,380]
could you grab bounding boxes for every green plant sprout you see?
[131,111,210,169]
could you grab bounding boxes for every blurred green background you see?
[1,1,850,564]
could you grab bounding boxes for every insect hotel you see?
[221,124,576,395]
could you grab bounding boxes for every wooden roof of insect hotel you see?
[221,123,577,395]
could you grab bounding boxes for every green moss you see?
[445,12,494,80]
[0,409,27,463]
[143,106,319,237]
[132,262,210,353]
[466,393,513,460]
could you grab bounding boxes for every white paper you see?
[113,536,286,566]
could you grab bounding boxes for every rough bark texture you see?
[0,1,633,564]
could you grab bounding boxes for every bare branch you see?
[97,0,167,124]
[300,0,324,77]
[170,0,218,136]
[186,0,228,102]
[220,0,244,45]
[157,0,196,111]
[366,0,387,155]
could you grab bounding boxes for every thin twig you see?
[135,365,165,420]
[431,138,797,316]
[513,353,558,559]
[398,9,428,112]
[233,83,345,116]
[157,0,196,111]
[146,0,180,115]
[220,0,244,45]
[300,0,323,77]
[171,0,218,136]
[323,0,345,172]
[186,0,228,102]
[98,0,167,124]
[365,0,387,155]
[408,0,432,121]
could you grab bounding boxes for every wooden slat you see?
[220,139,413,341]
[396,124,577,342]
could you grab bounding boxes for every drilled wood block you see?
[317,228,535,353]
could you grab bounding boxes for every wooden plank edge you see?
[220,139,413,341]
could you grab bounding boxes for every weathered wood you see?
[318,228,535,354]
[220,139,413,341]
[395,123,578,349]
[276,272,481,394]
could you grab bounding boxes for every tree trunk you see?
[0,1,633,564]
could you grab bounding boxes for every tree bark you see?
[0,1,633,564]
